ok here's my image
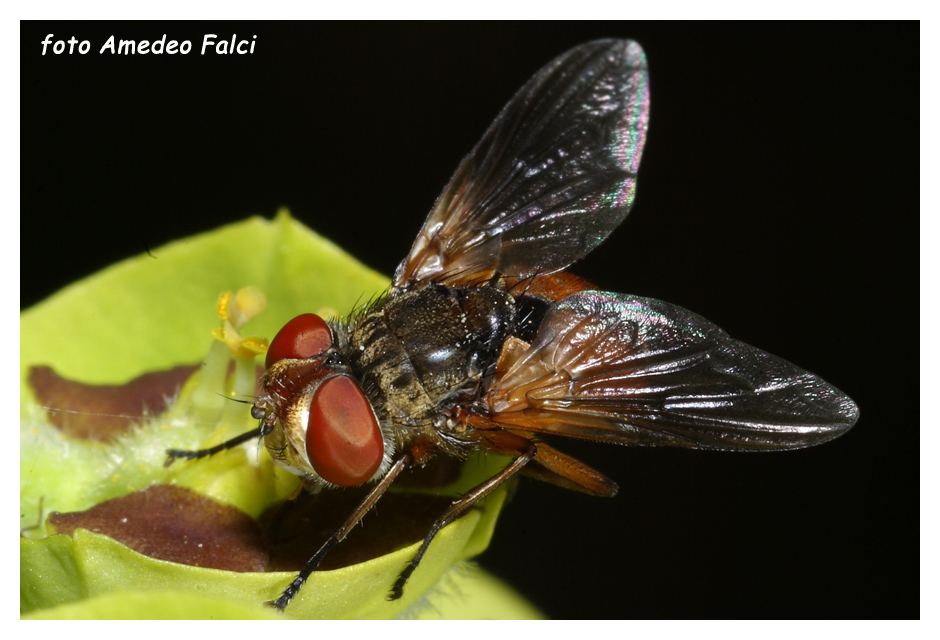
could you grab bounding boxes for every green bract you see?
[20,211,540,619]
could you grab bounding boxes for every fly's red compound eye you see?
[306,375,384,486]
[265,313,333,369]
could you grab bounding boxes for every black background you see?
[21,23,917,619]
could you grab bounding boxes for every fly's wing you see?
[393,40,650,291]
[482,292,858,450]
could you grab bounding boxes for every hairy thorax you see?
[343,284,516,458]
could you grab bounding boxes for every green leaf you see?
[20,211,536,619]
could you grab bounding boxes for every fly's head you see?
[253,313,392,489]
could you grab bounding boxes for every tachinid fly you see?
[166,39,859,611]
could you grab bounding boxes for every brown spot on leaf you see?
[47,485,268,572]
[28,363,266,442]
[260,487,460,572]
[44,464,479,575]
[28,364,199,441]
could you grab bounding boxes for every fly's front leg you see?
[165,404,274,466]
[164,423,271,467]
[387,443,536,600]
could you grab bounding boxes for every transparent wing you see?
[393,39,650,291]
[483,292,858,450]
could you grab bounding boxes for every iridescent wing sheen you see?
[393,39,650,291]
[482,292,859,451]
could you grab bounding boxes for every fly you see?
[165,39,859,611]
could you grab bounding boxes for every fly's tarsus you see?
[164,426,266,467]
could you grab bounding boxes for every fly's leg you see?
[163,424,271,467]
[387,443,536,600]
[270,453,412,611]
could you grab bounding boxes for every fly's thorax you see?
[346,284,517,444]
